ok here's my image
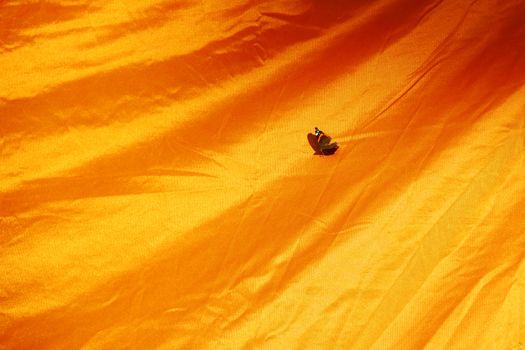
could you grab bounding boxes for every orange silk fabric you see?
[1,1,524,349]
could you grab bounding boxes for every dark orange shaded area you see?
[0,1,93,51]
[1,0,524,349]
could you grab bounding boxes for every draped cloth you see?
[1,1,524,349]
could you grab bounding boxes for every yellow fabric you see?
[1,1,524,349]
